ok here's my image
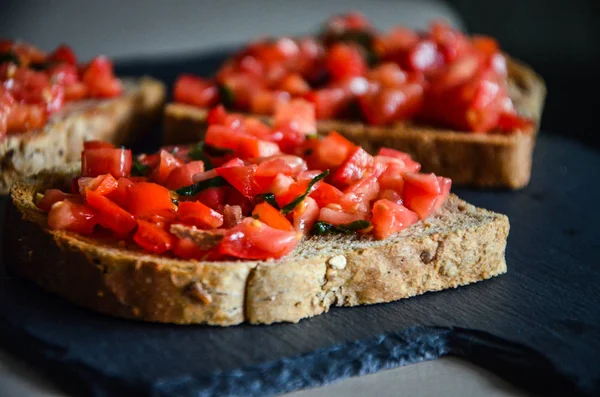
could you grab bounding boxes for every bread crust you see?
[4,168,509,326]
[0,77,166,195]
[163,57,545,189]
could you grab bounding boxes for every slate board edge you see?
[0,314,585,397]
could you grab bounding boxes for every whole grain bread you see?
[0,77,166,195]
[3,166,509,326]
[163,57,545,189]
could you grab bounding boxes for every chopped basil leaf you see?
[310,220,372,235]
[131,160,150,176]
[256,193,279,209]
[218,84,235,109]
[280,170,329,215]
[176,176,229,196]
[0,51,20,66]
[188,142,215,170]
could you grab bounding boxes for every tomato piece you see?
[218,218,300,260]
[325,12,372,33]
[205,124,280,159]
[177,201,224,229]
[174,74,219,108]
[216,164,260,198]
[378,163,405,194]
[402,172,440,194]
[273,99,317,137]
[78,174,118,196]
[128,182,176,221]
[430,21,470,64]
[85,189,137,236]
[47,200,96,235]
[308,131,356,170]
[81,147,132,178]
[48,44,77,65]
[326,43,367,81]
[377,147,421,172]
[331,147,374,187]
[207,105,228,125]
[339,171,381,214]
[243,117,272,140]
[150,150,183,185]
[291,196,319,234]
[366,63,407,88]
[252,202,293,231]
[5,103,47,132]
[195,186,231,213]
[304,88,349,119]
[133,220,175,254]
[359,84,423,125]
[428,53,482,93]
[47,63,79,86]
[173,237,211,260]
[318,207,367,225]
[256,155,306,178]
[403,176,451,219]
[63,82,88,101]
[223,204,243,228]
[266,173,295,197]
[6,68,51,104]
[36,189,81,212]
[82,56,122,98]
[218,73,263,110]
[250,90,290,115]
[371,199,419,239]
[496,112,534,132]
[165,161,205,190]
[309,182,343,207]
[277,73,310,96]
[105,177,134,209]
[471,36,499,57]
[404,40,443,73]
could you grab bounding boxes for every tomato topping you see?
[82,56,122,98]
[331,147,374,187]
[273,99,316,135]
[359,84,423,125]
[319,207,366,225]
[371,199,418,239]
[150,150,183,185]
[133,220,175,254]
[47,200,96,235]
[216,164,261,198]
[173,237,209,260]
[402,172,441,194]
[81,147,132,179]
[105,178,134,209]
[252,202,293,231]
[165,161,205,190]
[308,131,356,170]
[291,196,320,234]
[218,218,300,260]
[309,182,343,207]
[326,43,367,81]
[403,175,451,219]
[37,189,81,212]
[85,189,137,237]
[48,44,77,65]
[250,90,290,115]
[174,75,219,108]
[78,174,118,196]
[177,201,224,229]
[128,182,176,221]
[304,88,349,120]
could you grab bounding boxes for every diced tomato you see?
[402,172,440,194]
[105,177,134,209]
[218,73,263,110]
[81,147,132,178]
[223,204,243,228]
[366,63,407,88]
[207,105,228,125]
[378,163,405,193]
[309,182,343,207]
[318,207,367,225]
[331,147,374,187]
[63,82,88,101]
[226,188,253,215]
[429,21,470,64]
[404,40,443,73]
[194,186,230,213]
[173,237,210,260]
[243,117,272,140]
[291,196,319,234]
[78,174,118,196]
[377,147,421,172]
[82,56,122,98]
[128,182,176,221]
[165,161,205,190]
[85,189,137,237]
[428,53,482,94]
[359,84,423,125]
[267,173,296,196]
[275,176,320,208]
[216,164,260,198]
[47,200,96,235]
[4,103,46,133]
[36,189,81,212]
[304,88,350,119]
[378,188,403,204]
[133,220,175,254]
[47,63,79,86]
[48,44,77,65]
[250,90,290,115]
[218,217,300,260]
[375,26,420,57]
[471,36,499,57]
[252,202,293,231]
[177,201,224,229]
[339,171,380,214]
[309,131,356,170]
[403,176,451,219]
[371,199,419,239]
[496,112,534,132]
[278,73,310,96]
[150,150,183,185]
[273,99,316,135]
[326,43,367,82]
[205,124,280,159]
[174,75,219,108]
[256,155,306,178]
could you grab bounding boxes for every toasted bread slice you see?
[164,58,545,189]
[0,77,166,195]
[4,166,509,326]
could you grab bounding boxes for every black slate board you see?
[1,52,600,397]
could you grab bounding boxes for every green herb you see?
[280,170,329,215]
[310,220,372,235]
[0,51,20,66]
[176,176,229,196]
[203,144,234,157]
[188,142,214,170]
[218,84,235,108]
[131,160,151,176]
[255,193,279,209]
